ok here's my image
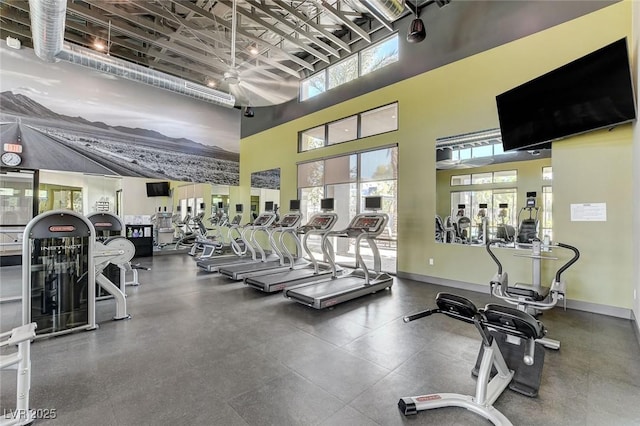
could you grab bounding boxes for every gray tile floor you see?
[1,254,639,425]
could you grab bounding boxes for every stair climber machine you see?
[398,292,548,426]
[194,204,246,261]
[219,200,303,281]
[197,205,277,273]
[516,192,540,244]
[87,212,150,294]
[245,198,340,293]
[283,196,393,309]
[486,238,580,350]
[22,210,133,339]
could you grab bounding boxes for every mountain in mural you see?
[0,91,238,160]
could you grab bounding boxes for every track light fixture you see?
[407,0,426,43]
[243,106,254,118]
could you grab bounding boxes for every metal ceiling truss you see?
[0,0,434,106]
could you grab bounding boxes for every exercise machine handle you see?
[554,243,580,283]
[523,337,536,366]
[485,240,503,275]
[403,309,437,323]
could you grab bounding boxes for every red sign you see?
[416,395,442,402]
[3,143,22,153]
[49,225,76,232]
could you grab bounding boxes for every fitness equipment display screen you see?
[280,215,299,227]
[321,198,334,210]
[309,216,332,228]
[253,215,272,226]
[365,196,382,210]
[352,217,383,231]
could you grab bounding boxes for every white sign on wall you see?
[570,203,607,221]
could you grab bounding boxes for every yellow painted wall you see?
[240,2,635,310]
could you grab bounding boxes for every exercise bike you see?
[486,239,580,349]
[398,292,547,425]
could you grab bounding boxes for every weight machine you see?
[22,210,133,339]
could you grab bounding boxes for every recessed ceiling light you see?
[249,45,259,55]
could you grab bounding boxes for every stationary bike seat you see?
[483,304,546,340]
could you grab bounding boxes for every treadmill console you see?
[279,214,301,227]
[351,216,385,233]
[299,214,337,233]
[253,213,275,226]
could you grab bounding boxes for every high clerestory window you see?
[300,34,399,101]
[299,103,398,152]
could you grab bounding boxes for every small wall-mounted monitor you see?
[235,204,243,212]
[457,204,466,209]
[146,181,170,197]
[176,205,181,212]
[479,203,488,209]
[217,201,224,209]
[290,200,301,211]
[265,201,274,211]
[321,198,334,210]
[365,196,382,210]
[526,191,537,198]
[200,202,206,209]
[186,206,192,213]
[499,203,509,209]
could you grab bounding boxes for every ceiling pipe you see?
[360,0,405,22]
[28,0,235,107]
[29,0,66,62]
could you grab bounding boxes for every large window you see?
[297,146,398,273]
[542,186,553,242]
[299,103,398,152]
[360,35,399,76]
[300,34,399,101]
[451,170,517,186]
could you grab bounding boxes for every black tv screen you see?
[235,204,243,212]
[146,181,170,197]
[265,201,274,211]
[321,198,334,210]
[290,200,301,211]
[365,196,382,210]
[497,38,636,151]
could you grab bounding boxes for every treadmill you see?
[196,209,277,273]
[219,203,303,281]
[283,196,394,309]
[245,198,340,293]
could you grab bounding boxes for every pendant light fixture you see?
[407,0,426,43]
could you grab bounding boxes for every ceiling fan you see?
[218,1,299,108]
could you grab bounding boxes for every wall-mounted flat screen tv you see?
[146,181,170,197]
[497,38,636,151]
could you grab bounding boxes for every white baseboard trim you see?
[397,271,633,320]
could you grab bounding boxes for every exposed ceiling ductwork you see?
[360,0,406,22]
[27,0,235,108]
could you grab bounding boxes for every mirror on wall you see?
[250,168,280,220]
[435,129,552,246]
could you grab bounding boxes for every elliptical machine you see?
[486,239,580,349]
